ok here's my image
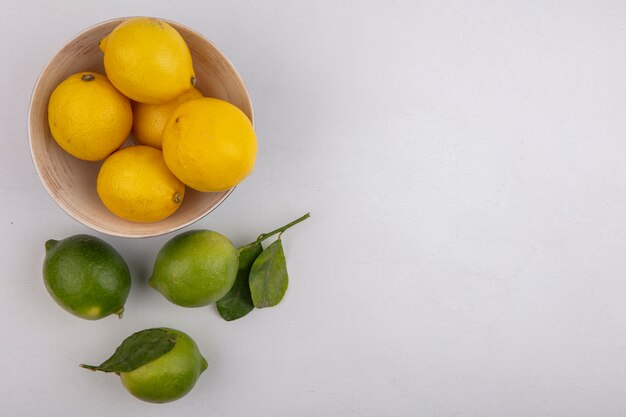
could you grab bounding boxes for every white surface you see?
[1,1,626,415]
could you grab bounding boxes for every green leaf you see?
[249,239,288,308]
[80,328,177,373]
[216,242,263,321]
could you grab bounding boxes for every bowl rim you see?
[27,16,253,238]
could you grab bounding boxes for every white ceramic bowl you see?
[28,17,253,238]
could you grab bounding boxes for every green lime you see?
[149,230,238,307]
[119,328,208,403]
[42,234,131,320]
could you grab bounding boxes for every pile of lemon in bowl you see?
[47,17,257,223]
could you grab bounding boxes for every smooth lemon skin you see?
[162,98,257,192]
[132,87,203,149]
[100,17,195,104]
[97,146,185,223]
[47,72,132,161]
[119,328,208,403]
[149,230,239,307]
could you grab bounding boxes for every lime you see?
[149,230,238,307]
[119,328,208,403]
[43,234,131,320]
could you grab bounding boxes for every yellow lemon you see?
[47,72,132,161]
[162,98,257,192]
[132,87,203,149]
[97,146,185,222]
[100,17,195,104]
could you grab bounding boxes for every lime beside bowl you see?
[28,18,254,238]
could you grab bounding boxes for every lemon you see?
[150,230,239,307]
[119,328,208,403]
[47,72,132,161]
[162,98,257,192]
[43,234,131,320]
[100,17,195,104]
[132,87,203,149]
[97,145,185,222]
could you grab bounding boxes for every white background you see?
[1,0,626,416]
